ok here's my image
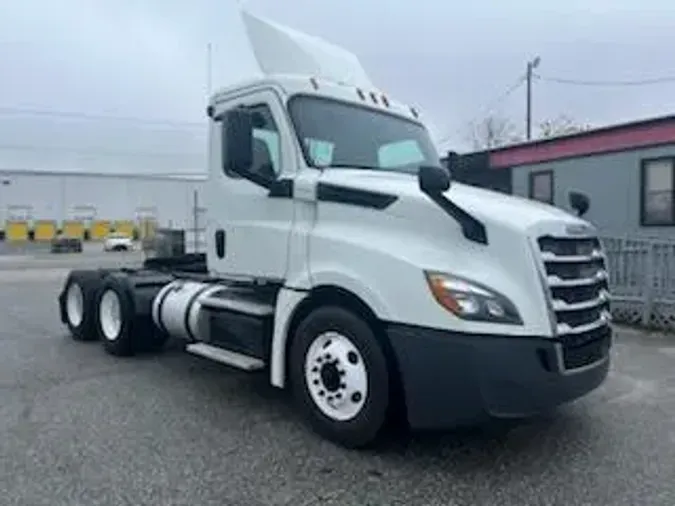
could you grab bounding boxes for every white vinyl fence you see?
[602,236,675,331]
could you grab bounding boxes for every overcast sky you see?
[0,0,673,174]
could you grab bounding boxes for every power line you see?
[535,73,675,87]
[0,106,206,129]
[436,74,526,147]
[0,143,202,159]
[479,75,527,119]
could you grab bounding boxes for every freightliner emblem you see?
[565,224,593,236]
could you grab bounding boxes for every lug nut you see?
[351,392,362,403]
[340,383,346,389]
[319,390,325,397]
[313,379,319,385]
[312,367,318,373]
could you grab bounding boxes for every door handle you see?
[215,229,226,258]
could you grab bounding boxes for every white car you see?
[103,232,134,252]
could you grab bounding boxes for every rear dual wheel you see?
[61,271,167,355]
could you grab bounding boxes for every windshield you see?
[287,95,440,174]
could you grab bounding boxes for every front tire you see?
[289,306,390,448]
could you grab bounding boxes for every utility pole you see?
[206,43,213,97]
[526,56,540,140]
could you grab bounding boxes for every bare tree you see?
[465,114,592,151]
[538,115,591,139]
[467,115,523,150]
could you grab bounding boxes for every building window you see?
[528,170,554,204]
[641,157,675,225]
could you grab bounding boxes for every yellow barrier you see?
[34,220,57,241]
[90,220,111,241]
[113,220,134,237]
[62,220,85,239]
[5,221,29,242]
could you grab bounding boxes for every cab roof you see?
[208,74,423,125]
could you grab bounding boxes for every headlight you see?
[424,271,523,325]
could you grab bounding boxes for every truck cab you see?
[58,10,612,449]
[201,67,611,438]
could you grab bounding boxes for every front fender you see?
[308,267,394,319]
[270,267,398,389]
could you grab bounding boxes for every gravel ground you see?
[1,259,675,505]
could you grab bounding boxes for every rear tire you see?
[61,270,108,341]
[96,279,134,356]
[95,274,168,357]
[289,306,390,449]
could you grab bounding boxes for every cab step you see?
[186,342,265,371]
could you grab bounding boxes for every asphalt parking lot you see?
[1,255,675,505]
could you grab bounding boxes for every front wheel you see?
[289,306,390,448]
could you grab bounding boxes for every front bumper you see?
[387,323,612,430]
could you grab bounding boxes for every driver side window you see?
[224,103,282,181]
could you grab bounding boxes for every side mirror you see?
[569,191,590,217]
[419,165,451,195]
[222,108,253,174]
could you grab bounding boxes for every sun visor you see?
[242,10,375,89]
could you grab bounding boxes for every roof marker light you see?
[410,107,419,118]
[356,88,366,100]
[310,77,319,90]
[381,95,390,107]
[369,91,378,104]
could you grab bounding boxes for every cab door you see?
[206,88,296,282]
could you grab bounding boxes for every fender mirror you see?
[419,165,452,195]
[222,108,253,175]
[569,191,590,217]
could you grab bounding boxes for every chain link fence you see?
[602,236,675,331]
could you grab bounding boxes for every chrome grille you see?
[537,235,612,370]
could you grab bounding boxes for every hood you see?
[317,168,589,232]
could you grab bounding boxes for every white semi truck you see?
[58,11,612,448]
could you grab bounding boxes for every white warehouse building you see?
[0,91,210,242]
[0,169,207,242]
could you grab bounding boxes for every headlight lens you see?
[424,271,523,325]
